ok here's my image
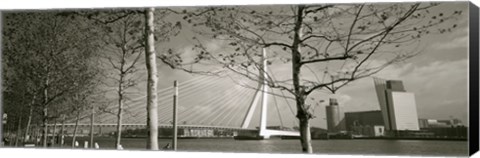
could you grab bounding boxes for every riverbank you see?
[351,136,467,141]
[125,135,468,141]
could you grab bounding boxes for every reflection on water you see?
[66,137,468,156]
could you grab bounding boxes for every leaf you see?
[381,14,388,20]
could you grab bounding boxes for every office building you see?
[326,98,341,132]
[373,78,420,131]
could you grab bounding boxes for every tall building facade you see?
[373,78,420,131]
[326,98,341,132]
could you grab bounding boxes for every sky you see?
[30,2,471,129]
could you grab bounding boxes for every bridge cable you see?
[135,79,225,124]
[224,95,250,127]
[220,88,253,127]
[271,88,285,128]
[208,87,251,126]
[186,85,248,125]
[268,70,299,127]
[164,78,235,123]
[223,80,257,127]
[118,75,222,124]
[85,75,214,123]
[157,78,233,124]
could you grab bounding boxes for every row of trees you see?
[2,8,178,150]
[2,11,104,147]
[2,2,461,153]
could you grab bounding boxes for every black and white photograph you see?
[0,1,478,157]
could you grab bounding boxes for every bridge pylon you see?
[240,48,299,139]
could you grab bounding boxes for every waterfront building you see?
[325,98,341,132]
[373,78,420,132]
[183,128,215,137]
[345,110,385,137]
[418,118,464,128]
[416,118,467,138]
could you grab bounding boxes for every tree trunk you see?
[115,76,124,149]
[51,118,57,147]
[299,117,312,153]
[35,127,40,145]
[294,93,313,153]
[7,123,14,146]
[42,77,49,148]
[14,117,22,147]
[291,6,313,153]
[60,115,65,147]
[90,105,95,148]
[144,7,159,150]
[42,121,48,147]
[71,111,80,148]
[42,104,48,147]
[23,101,34,143]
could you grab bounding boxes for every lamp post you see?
[172,80,178,151]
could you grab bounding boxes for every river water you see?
[66,137,468,156]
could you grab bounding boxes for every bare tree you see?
[144,7,159,150]
[178,3,461,153]
[95,12,145,149]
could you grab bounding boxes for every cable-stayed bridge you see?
[56,48,300,139]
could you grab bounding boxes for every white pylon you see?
[259,47,269,139]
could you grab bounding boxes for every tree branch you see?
[300,55,353,65]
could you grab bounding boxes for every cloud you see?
[430,35,468,50]
[427,20,469,51]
